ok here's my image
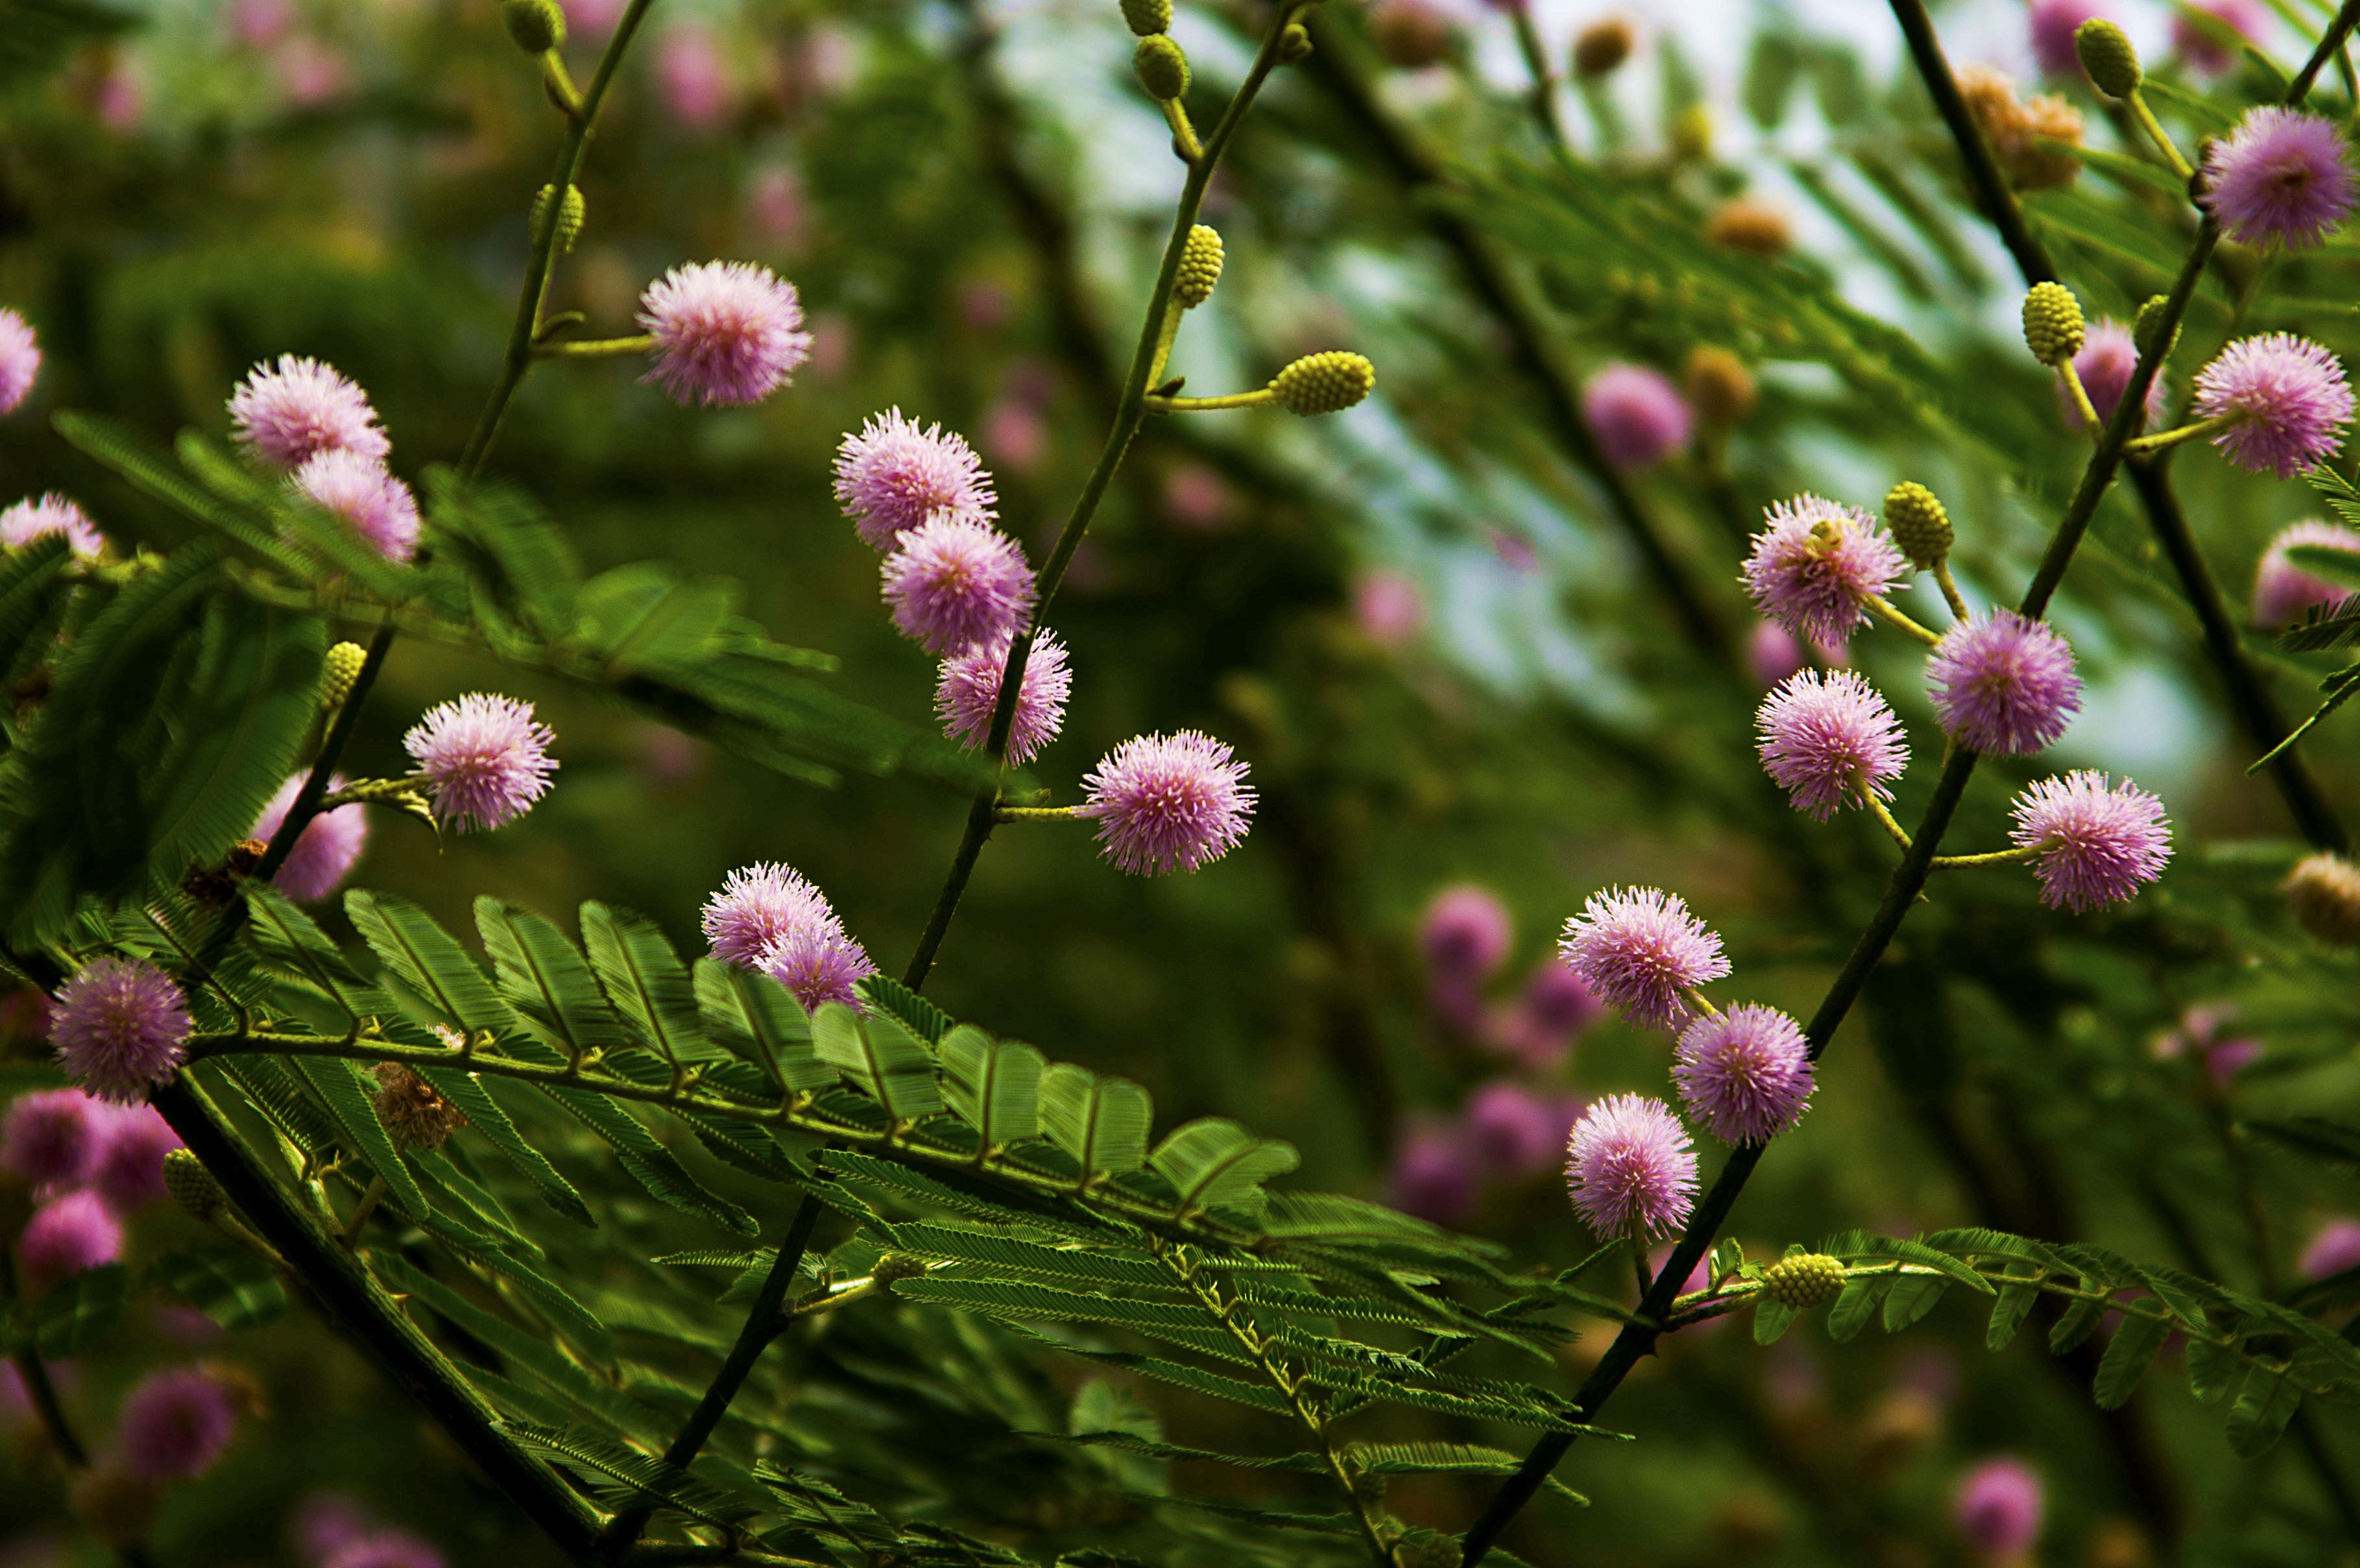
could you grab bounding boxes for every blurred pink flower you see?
[274,38,350,108]
[745,167,806,250]
[980,400,1048,475]
[229,0,295,47]
[1354,570,1423,645]
[1161,464,1238,532]
[657,26,732,133]
[1386,1118,1476,1225]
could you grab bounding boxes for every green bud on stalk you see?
[2021,281,2086,367]
[1270,351,1375,415]
[501,0,566,55]
[1119,0,1172,36]
[532,183,586,253]
[1883,482,1954,572]
[2074,18,2141,100]
[1174,224,1224,308]
[1135,34,1191,101]
[1277,22,1313,64]
[1760,1251,1846,1309]
[2132,293,2178,361]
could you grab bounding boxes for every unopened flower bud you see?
[1760,1251,1846,1309]
[501,0,566,54]
[1119,0,1171,35]
[1135,34,1190,101]
[1573,17,1634,77]
[2285,851,2360,946]
[163,1149,226,1223]
[321,640,367,712]
[531,183,586,253]
[2133,294,2178,361]
[1277,21,1313,64]
[1883,481,1953,570]
[2075,18,2141,99]
[1175,224,1224,308]
[872,1252,929,1286]
[1670,103,1713,162]
[1704,198,1790,258]
[1271,351,1375,415]
[2022,282,2086,367]
[1683,346,1755,425]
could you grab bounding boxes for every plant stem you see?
[1865,795,1914,850]
[1865,594,1942,645]
[2123,414,2230,454]
[535,334,657,359]
[1933,561,1971,622]
[993,805,1080,823]
[1,1251,90,1469]
[1930,844,2040,869]
[2126,90,2195,180]
[1508,6,1569,152]
[1145,389,1278,412]
[2057,359,2103,434]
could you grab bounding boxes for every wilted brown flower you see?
[370,1062,468,1153]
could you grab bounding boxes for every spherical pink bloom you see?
[1354,570,1424,645]
[1420,885,1513,979]
[250,771,369,903]
[274,36,348,107]
[702,862,833,969]
[881,513,1035,655]
[115,1366,239,1484]
[1754,669,1908,820]
[2008,770,2171,911]
[1387,1119,1477,1225]
[0,308,38,416]
[2299,1217,2360,1280]
[1565,1092,1698,1238]
[2028,0,2106,75]
[51,958,190,1104]
[2064,320,2167,432]
[87,1104,181,1213]
[402,694,557,832]
[1,1089,100,1188]
[1162,464,1236,531]
[657,25,732,132]
[1582,364,1691,471]
[2195,333,2355,477]
[935,630,1070,765]
[1926,610,2082,755]
[2206,1035,2262,1086]
[757,925,876,1015]
[2202,108,2355,250]
[96,57,147,130]
[1674,1003,1815,1144]
[744,166,806,251]
[638,261,811,408]
[322,1533,446,1568]
[1080,730,1256,876]
[1746,620,1808,688]
[1491,961,1604,1068]
[980,400,1049,475]
[228,356,389,470]
[2253,519,2360,626]
[834,411,997,551]
[1558,886,1730,1032]
[2176,0,2266,74]
[19,1190,122,1289]
[1954,1458,2043,1560]
[0,494,102,559]
[1741,494,1908,649]
[1461,1080,1570,1179]
[291,450,418,562]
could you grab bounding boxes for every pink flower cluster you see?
[0,306,41,416]
[1414,884,1603,1065]
[0,493,104,559]
[228,356,420,562]
[114,1364,242,1483]
[291,1490,447,1568]
[3,1085,184,1288]
[702,862,876,1013]
[1386,1080,1585,1225]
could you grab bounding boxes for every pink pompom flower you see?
[2176,0,2267,75]
[2195,333,2356,478]
[2254,520,2360,626]
[935,630,1071,765]
[756,925,877,1015]
[1954,1457,2043,1562]
[88,1104,181,1213]
[1741,494,1908,649]
[1,1087,101,1188]
[1,494,103,559]
[291,450,419,562]
[0,308,39,416]
[1490,961,1604,1068]
[1353,570,1424,645]
[2064,320,2167,433]
[1582,363,1691,471]
[1926,610,2082,755]
[115,1366,240,1484]
[1387,1118,1477,1225]
[2029,0,2106,75]
[834,410,998,551]
[1674,1003,1815,1144]
[2298,1217,2360,1281]
[1755,669,1908,819]
[880,512,1036,655]
[403,694,557,832]
[250,771,369,903]
[1420,885,1513,979]
[1558,886,1730,1032]
[1461,1080,1578,1179]
[1565,1092,1698,1239]
[656,25,732,132]
[2201,108,2355,250]
[702,862,834,969]
[1079,730,1256,876]
[21,1190,123,1289]
[52,957,191,1104]
[638,261,812,407]
[228,355,389,470]
[2008,770,2172,911]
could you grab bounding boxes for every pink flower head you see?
[1565,1092,1698,1238]
[703,862,834,969]
[291,450,418,562]
[2195,333,2355,477]
[2253,519,2360,626]
[1461,1080,1572,1179]
[228,356,389,470]
[2202,108,2355,250]
[52,957,190,1104]
[756,924,877,1015]
[20,1190,123,1289]
[656,25,732,132]
[1162,464,1237,532]
[2298,1217,2360,1281]
[323,1533,446,1568]
[1746,620,1809,688]
[2029,0,2107,75]
[1491,961,1604,1068]
[88,1104,182,1212]
[881,513,1036,655]
[1926,610,2082,755]
[2176,0,2266,75]
[0,308,39,416]
[1558,886,1730,1032]
[1420,885,1513,980]
[2008,770,2171,911]
[1387,1119,1476,1225]
[834,410,998,551]
[637,261,812,407]
[402,693,557,832]
[1954,1457,2043,1560]
[1079,730,1256,876]
[1,494,102,559]
[1,1088,101,1187]
[2064,320,2167,432]
[1354,570,1424,645]
[115,1366,239,1483]
[1674,1003,1815,1144]
[1754,669,1908,819]
[1741,494,1908,649]
[250,771,369,903]
[1582,363,1691,471]
[935,631,1071,765]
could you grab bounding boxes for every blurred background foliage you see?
[3,0,2359,1564]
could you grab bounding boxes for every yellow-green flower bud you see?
[1135,34,1190,101]
[1270,351,1375,415]
[1883,481,1953,571]
[2021,281,2085,367]
[163,1150,226,1223]
[2074,18,2140,100]
[1119,0,1171,36]
[872,1253,930,1286]
[321,640,367,712]
[1277,21,1313,64]
[501,0,565,54]
[532,183,586,253]
[1174,224,1224,308]
[1760,1252,1846,1310]
[2132,293,2178,361]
